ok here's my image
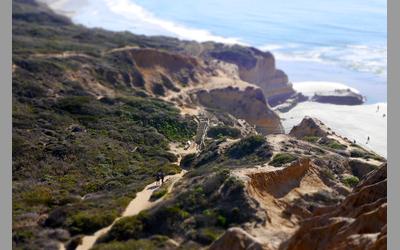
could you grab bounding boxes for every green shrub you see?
[161,164,182,175]
[56,96,100,115]
[106,213,147,241]
[150,189,168,201]
[321,168,335,180]
[22,186,53,206]
[227,135,265,159]
[92,237,169,250]
[196,228,224,245]
[302,136,320,143]
[216,215,227,227]
[152,83,166,96]
[326,141,347,150]
[207,126,241,139]
[67,210,118,235]
[13,229,34,244]
[350,143,362,148]
[350,149,366,158]
[342,175,360,188]
[269,153,297,167]
[164,205,190,220]
[180,153,197,168]
[350,149,384,161]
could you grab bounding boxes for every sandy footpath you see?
[74,170,186,250]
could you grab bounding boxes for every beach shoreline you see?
[279,101,387,157]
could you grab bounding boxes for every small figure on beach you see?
[366,136,370,144]
[376,105,380,112]
[383,114,386,118]
[353,139,356,144]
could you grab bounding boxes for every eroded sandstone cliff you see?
[201,45,297,107]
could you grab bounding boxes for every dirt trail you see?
[29,51,92,59]
[74,170,186,250]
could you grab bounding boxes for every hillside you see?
[12,1,387,250]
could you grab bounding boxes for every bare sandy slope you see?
[74,170,186,250]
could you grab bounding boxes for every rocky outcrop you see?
[273,93,308,113]
[311,89,364,105]
[289,117,328,138]
[107,48,201,96]
[203,45,296,106]
[209,227,265,250]
[194,86,284,134]
[348,159,379,179]
[283,164,387,250]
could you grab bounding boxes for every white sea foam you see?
[262,44,387,78]
[39,0,244,44]
[103,0,243,44]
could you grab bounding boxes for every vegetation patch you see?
[196,227,224,245]
[92,236,170,250]
[321,168,335,180]
[302,136,320,143]
[207,125,241,139]
[325,140,347,150]
[150,181,172,201]
[350,149,385,161]
[270,153,298,167]
[67,210,118,235]
[100,169,258,247]
[180,153,197,168]
[350,149,367,158]
[227,135,266,159]
[342,175,360,188]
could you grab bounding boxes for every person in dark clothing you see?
[155,172,160,186]
[160,171,165,184]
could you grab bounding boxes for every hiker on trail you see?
[156,171,164,185]
[156,172,160,186]
[160,171,165,184]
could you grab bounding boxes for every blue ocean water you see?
[50,0,387,103]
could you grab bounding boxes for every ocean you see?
[43,0,387,103]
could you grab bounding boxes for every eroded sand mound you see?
[244,158,341,249]
[283,164,387,250]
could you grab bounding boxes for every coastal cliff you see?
[12,1,386,250]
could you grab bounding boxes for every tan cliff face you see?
[106,47,284,135]
[194,86,284,134]
[202,45,296,106]
[106,48,202,96]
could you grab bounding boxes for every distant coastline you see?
[40,0,387,103]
